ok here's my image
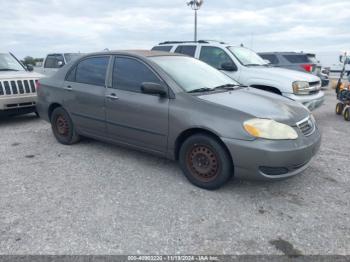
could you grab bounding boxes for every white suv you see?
[0,53,42,116]
[152,41,324,110]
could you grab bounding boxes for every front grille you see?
[6,102,36,108]
[297,116,315,136]
[0,79,37,96]
[309,81,321,87]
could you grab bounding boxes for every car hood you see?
[245,66,320,82]
[0,71,43,79]
[198,87,310,125]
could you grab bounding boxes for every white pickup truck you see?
[0,52,42,116]
[35,53,82,77]
[152,41,325,110]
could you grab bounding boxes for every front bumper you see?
[0,94,37,110]
[222,127,321,180]
[284,91,325,111]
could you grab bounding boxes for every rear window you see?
[44,55,64,68]
[151,46,173,52]
[174,45,196,57]
[259,54,279,64]
[283,54,309,64]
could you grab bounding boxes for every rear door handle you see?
[64,85,72,91]
[106,93,119,100]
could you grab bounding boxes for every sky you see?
[0,0,349,64]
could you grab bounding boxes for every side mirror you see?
[57,61,64,67]
[141,82,167,96]
[221,62,237,71]
[263,59,271,64]
[26,65,34,72]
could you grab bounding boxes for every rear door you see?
[174,45,197,57]
[105,56,169,153]
[64,55,111,137]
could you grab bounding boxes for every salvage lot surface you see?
[0,88,349,255]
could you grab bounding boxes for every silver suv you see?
[0,52,42,116]
[259,52,330,88]
[152,41,324,110]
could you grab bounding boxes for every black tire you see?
[179,134,233,190]
[344,108,350,121]
[51,107,80,145]
[336,103,344,115]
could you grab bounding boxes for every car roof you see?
[80,50,184,59]
[154,40,237,48]
[259,51,308,55]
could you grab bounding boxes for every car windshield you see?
[149,56,240,93]
[228,46,267,66]
[64,53,81,63]
[0,53,25,71]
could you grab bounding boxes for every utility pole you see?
[187,0,204,41]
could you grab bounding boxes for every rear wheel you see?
[179,134,233,190]
[344,108,350,121]
[51,107,80,145]
[336,103,344,115]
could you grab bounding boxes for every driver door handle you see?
[106,93,119,100]
[64,85,72,91]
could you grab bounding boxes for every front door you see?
[198,46,240,82]
[105,56,169,153]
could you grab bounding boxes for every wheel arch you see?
[250,84,282,95]
[48,103,63,120]
[174,128,234,165]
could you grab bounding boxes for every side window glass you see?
[44,55,64,68]
[199,46,233,69]
[75,56,109,86]
[260,54,279,64]
[174,45,196,57]
[151,46,173,52]
[66,66,76,82]
[113,57,161,93]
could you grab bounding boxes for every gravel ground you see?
[0,88,349,255]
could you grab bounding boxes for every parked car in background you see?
[37,50,321,190]
[259,52,330,88]
[35,53,82,76]
[0,52,42,116]
[152,41,324,110]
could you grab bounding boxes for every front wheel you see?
[179,134,233,190]
[344,108,350,121]
[336,103,344,115]
[51,107,80,145]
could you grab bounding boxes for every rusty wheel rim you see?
[187,144,219,182]
[55,115,69,136]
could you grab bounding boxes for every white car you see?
[35,53,82,77]
[0,52,42,116]
[152,41,325,110]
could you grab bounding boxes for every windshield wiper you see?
[245,63,262,66]
[188,84,240,93]
[213,84,238,90]
[0,68,19,71]
[188,87,214,93]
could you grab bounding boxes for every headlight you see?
[293,81,310,95]
[243,119,298,140]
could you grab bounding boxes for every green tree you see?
[23,56,36,66]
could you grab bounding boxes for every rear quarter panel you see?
[36,77,65,122]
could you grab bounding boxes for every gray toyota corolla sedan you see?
[36,50,321,190]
